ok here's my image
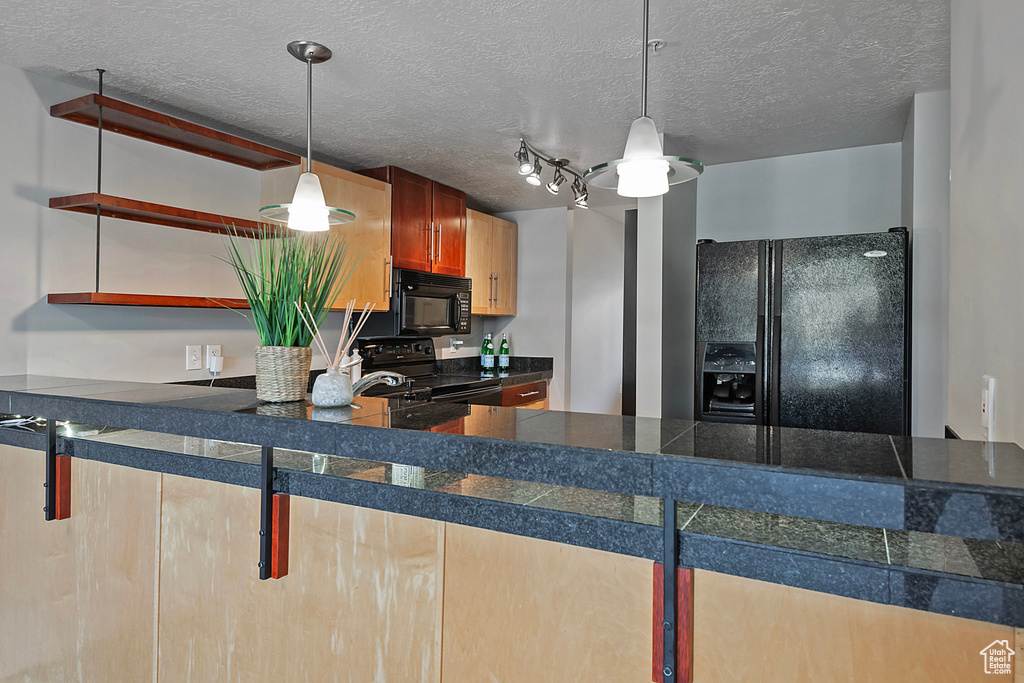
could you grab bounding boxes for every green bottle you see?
[497,334,510,375]
[480,333,495,376]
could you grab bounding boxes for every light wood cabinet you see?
[466,209,518,316]
[261,161,393,312]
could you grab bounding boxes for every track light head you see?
[572,179,589,208]
[526,157,543,186]
[546,168,566,195]
[515,141,532,175]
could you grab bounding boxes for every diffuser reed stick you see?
[294,299,376,371]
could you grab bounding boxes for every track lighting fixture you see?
[546,168,566,195]
[513,138,589,209]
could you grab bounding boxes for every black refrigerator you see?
[694,228,910,435]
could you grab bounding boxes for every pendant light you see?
[260,41,354,232]
[583,0,703,197]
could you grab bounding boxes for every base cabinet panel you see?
[440,523,654,683]
[0,445,160,683]
[156,473,444,682]
[693,569,1014,683]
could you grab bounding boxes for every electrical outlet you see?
[206,345,222,369]
[185,345,202,371]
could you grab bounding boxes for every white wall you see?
[492,207,571,410]
[696,143,903,241]
[902,91,951,438]
[568,209,624,415]
[949,2,1024,445]
[0,63,371,383]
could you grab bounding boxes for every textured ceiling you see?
[0,0,949,212]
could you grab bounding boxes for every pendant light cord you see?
[641,0,649,118]
[306,56,313,173]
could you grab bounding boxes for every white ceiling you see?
[0,0,949,213]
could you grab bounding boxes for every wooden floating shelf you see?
[49,193,277,237]
[50,94,300,171]
[47,292,250,309]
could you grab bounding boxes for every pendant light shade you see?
[260,41,355,231]
[584,1,702,197]
[616,116,670,197]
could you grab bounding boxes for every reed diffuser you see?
[295,299,375,407]
[221,225,360,402]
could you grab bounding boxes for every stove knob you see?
[425,346,432,354]
[414,344,423,352]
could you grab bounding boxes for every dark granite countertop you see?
[176,356,554,394]
[2,373,1023,627]
[1,374,1023,541]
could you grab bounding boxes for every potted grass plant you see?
[223,225,359,402]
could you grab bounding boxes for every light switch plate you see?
[186,345,202,371]
[982,374,995,440]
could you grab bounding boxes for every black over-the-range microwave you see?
[387,268,471,337]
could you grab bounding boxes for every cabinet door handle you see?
[495,271,500,307]
[488,273,494,303]
[429,222,434,263]
[517,391,540,398]
[385,256,393,298]
[437,221,442,263]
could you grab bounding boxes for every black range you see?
[357,336,501,404]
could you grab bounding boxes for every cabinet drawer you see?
[501,380,547,407]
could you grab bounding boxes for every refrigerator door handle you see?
[770,240,783,427]
[756,315,765,425]
[770,313,782,427]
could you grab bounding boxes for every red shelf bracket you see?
[44,419,72,521]
[653,564,694,683]
[259,446,289,580]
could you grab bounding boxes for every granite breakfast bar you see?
[2,374,1022,681]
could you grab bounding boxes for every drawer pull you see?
[517,391,540,398]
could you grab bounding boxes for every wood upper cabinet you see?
[261,161,393,312]
[466,209,517,316]
[373,167,431,272]
[491,216,517,316]
[432,182,467,276]
[466,210,494,314]
[359,166,466,276]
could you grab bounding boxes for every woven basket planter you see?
[254,345,312,403]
